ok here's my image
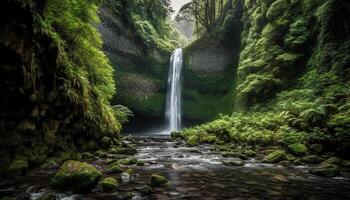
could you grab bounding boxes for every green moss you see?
[99,177,118,191]
[309,164,340,177]
[186,136,199,146]
[266,0,290,20]
[148,174,169,187]
[108,163,123,174]
[118,157,138,165]
[7,160,28,176]
[50,160,102,192]
[263,150,287,163]
[287,143,308,156]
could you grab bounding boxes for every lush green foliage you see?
[41,0,121,134]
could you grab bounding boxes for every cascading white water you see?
[165,48,183,132]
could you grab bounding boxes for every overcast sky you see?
[170,0,191,18]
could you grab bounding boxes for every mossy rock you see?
[321,157,342,165]
[279,160,291,166]
[139,185,154,195]
[170,131,182,139]
[263,150,287,163]
[118,157,138,165]
[244,149,257,157]
[107,163,123,174]
[136,160,145,166]
[309,164,340,177]
[0,197,14,200]
[100,136,112,148]
[301,155,323,164]
[148,174,169,187]
[186,136,199,146]
[223,160,245,166]
[99,177,118,191]
[95,150,107,158]
[50,160,102,192]
[116,148,137,155]
[220,151,240,158]
[309,144,324,154]
[37,192,56,200]
[40,160,58,170]
[82,152,95,159]
[7,160,28,176]
[287,143,307,156]
[124,168,134,175]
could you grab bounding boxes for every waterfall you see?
[165,48,183,132]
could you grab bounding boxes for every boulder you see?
[100,136,112,148]
[139,185,154,195]
[118,157,138,165]
[309,164,340,177]
[223,160,245,166]
[148,174,169,187]
[7,160,28,176]
[301,155,323,164]
[263,150,287,163]
[99,177,118,191]
[107,163,123,174]
[288,143,307,156]
[50,160,102,192]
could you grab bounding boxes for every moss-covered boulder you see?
[40,160,58,170]
[136,160,145,166]
[100,136,112,148]
[288,143,307,156]
[140,185,154,195]
[99,177,118,191]
[301,155,323,164]
[7,160,28,176]
[170,131,182,139]
[186,135,199,146]
[148,174,169,187]
[107,162,123,174]
[263,150,287,163]
[244,149,257,157]
[118,157,138,165]
[321,157,342,165]
[309,164,340,177]
[116,147,137,155]
[50,160,102,192]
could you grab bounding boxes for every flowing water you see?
[165,48,183,132]
[1,135,350,200]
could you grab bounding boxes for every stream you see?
[1,135,350,200]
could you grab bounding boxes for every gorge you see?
[0,0,349,199]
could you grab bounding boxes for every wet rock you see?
[117,148,137,155]
[263,150,287,163]
[321,157,342,165]
[243,149,257,157]
[100,136,112,148]
[148,174,169,187]
[220,151,240,158]
[139,185,154,195]
[37,192,56,200]
[309,164,340,177]
[108,163,123,174]
[121,172,131,183]
[301,155,323,164]
[223,160,245,166]
[279,160,291,166]
[118,157,138,165]
[99,177,119,191]
[288,143,308,156]
[82,152,95,159]
[7,160,28,176]
[50,160,102,192]
[309,144,324,154]
[171,131,182,139]
[124,168,134,175]
[186,136,199,146]
[40,160,58,170]
[136,160,145,166]
[95,150,107,158]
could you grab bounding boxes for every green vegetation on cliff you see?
[177,0,350,164]
[0,0,124,172]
